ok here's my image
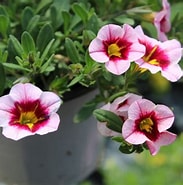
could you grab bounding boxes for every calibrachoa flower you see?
[97,93,142,136]
[135,25,183,82]
[122,99,176,155]
[89,24,145,75]
[154,0,171,41]
[0,83,62,140]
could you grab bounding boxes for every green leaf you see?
[0,15,9,38]
[93,109,123,133]
[82,30,96,46]
[21,7,34,30]
[65,37,80,63]
[36,0,53,13]
[36,23,54,53]
[40,54,54,73]
[119,142,135,154]
[40,39,55,61]
[2,63,31,72]
[74,98,98,123]
[62,11,71,34]
[21,31,36,55]
[0,63,5,95]
[67,74,84,87]
[26,15,40,33]
[112,136,123,143]
[0,50,8,63]
[72,3,88,23]
[9,35,24,57]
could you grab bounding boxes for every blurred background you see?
[79,133,183,185]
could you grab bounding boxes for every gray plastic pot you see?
[0,89,103,185]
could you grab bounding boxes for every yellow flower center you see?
[143,45,159,66]
[16,102,47,130]
[108,43,121,57]
[139,117,154,133]
[19,111,39,129]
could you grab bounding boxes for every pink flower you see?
[135,25,183,82]
[154,0,171,41]
[122,99,176,155]
[89,24,145,75]
[97,93,142,136]
[0,83,62,140]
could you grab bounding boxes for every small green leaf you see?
[36,0,53,13]
[40,39,55,61]
[65,37,80,63]
[21,7,34,30]
[2,63,31,72]
[0,15,9,38]
[62,11,71,34]
[119,142,135,154]
[21,31,36,55]
[0,63,5,95]
[93,109,123,133]
[40,54,54,73]
[112,136,123,143]
[67,74,84,87]
[9,35,24,57]
[36,23,54,53]
[74,98,98,123]
[26,15,40,33]
[72,3,88,23]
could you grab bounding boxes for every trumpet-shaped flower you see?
[97,93,142,136]
[154,0,171,41]
[135,25,183,82]
[89,24,145,75]
[122,99,176,155]
[0,83,62,140]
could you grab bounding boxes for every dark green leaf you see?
[62,11,71,34]
[40,39,55,61]
[40,54,54,73]
[65,37,80,63]
[21,7,34,30]
[36,0,53,13]
[26,15,40,33]
[0,15,9,38]
[72,3,88,23]
[36,23,54,53]
[74,98,98,123]
[119,142,135,154]
[9,35,24,57]
[67,74,84,87]
[21,31,36,55]
[2,63,31,72]
[93,109,123,133]
[0,63,5,95]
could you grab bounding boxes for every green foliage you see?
[93,109,123,133]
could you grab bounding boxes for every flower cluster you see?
[90,0,183,155]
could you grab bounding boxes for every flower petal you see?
[35,113,60,135]
[97,24,124,41]
[122,119,148,144]
[88,38,109,63]
[128,99,155,120]
[105,59,131,75]
[161,64,183,82]
[154,104,175,132]
[146,131,176,155]
[9,83,42,102]
[40,92,62,113]
[2,125,35,140]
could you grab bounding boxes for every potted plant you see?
[0,0,182,184]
